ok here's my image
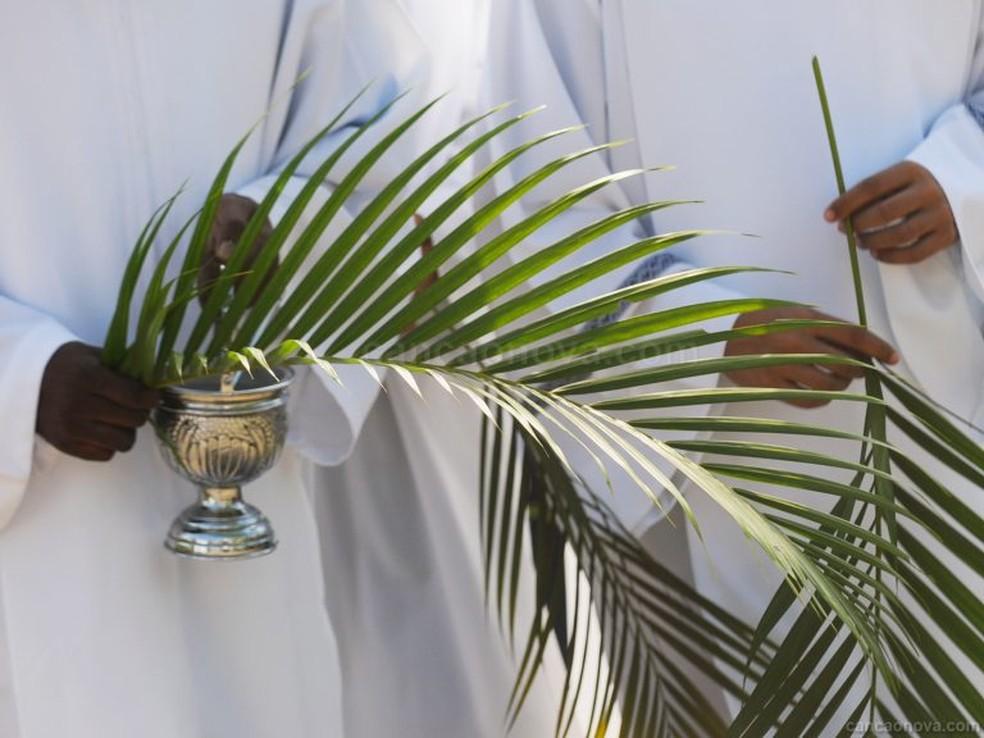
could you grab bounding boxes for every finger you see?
[66,442,115,462]
[727,317,828,358]
[773,378,831,409]
[215,239,236,264]
[798,337,867,379]
[93,371,161,410]
[874,233,951,265]
[857,211,936,252]
[849,183,930,233]
[84,395,152,429]
[784,364,852,392]
[205,199,254,265]
[825,162,917,222]
[765,318,867,376]
[815,324,899,365]
[207,225,245,264]
[729,368,801,391]
[788,397,831,409]
[81,422,137,453]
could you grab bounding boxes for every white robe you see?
[486,0,984,721]
[312,382,580,738]
[0,2,434,736]
[308,3,589,735]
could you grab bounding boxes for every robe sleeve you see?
[484,0,743,534]
[884,13,984,421]
[0,298,78,529]
[235,0,436,467]
[906,14,984,306]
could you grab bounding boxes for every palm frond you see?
[101,80,984,737]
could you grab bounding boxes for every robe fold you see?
[0,1,434,735]
[312,382,577,738]
[309,3,590,735]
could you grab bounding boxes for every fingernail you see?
[889,351,900,365]
[824,209,836,222]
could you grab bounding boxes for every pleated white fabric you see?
[0,1,436,735]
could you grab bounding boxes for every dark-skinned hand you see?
[199,197,437,335]
[825,161,958,264]
[36,342,161,461]
[724,306,899,408]
[38,196,277,463]
[198,193,275,304]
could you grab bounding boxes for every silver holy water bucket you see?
[151,368,293,560]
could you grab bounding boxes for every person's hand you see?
[724,307,899,408]
[198,193,275,304]
[36,342,161,461]
[825,161,958,264]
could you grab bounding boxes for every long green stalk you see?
[813,57,867,327]
[815,55,896,726]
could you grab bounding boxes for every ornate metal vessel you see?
[152,368,293,560]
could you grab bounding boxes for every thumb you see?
[215,239,236,264]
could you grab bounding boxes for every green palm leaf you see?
[101,77,983,737]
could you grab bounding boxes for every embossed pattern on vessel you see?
[155,408,287,489]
